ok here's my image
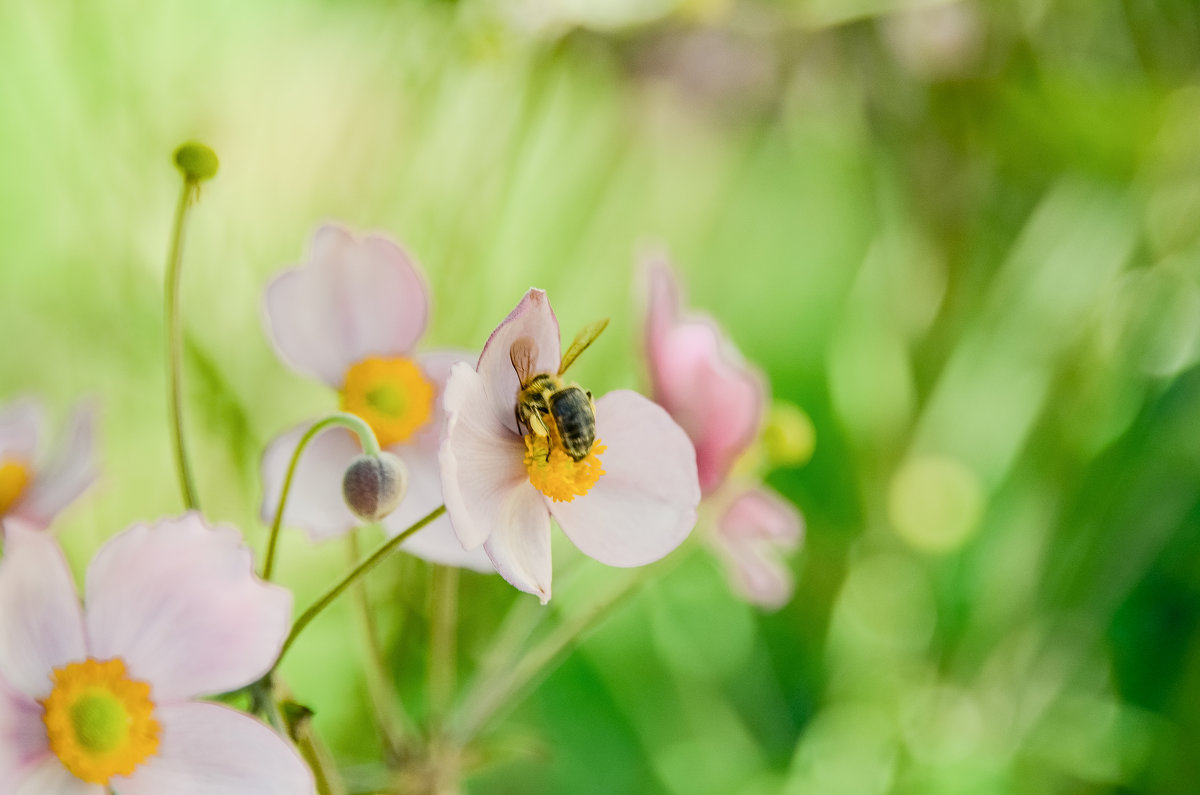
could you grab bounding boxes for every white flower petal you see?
[409,349,477,452]
[476,289,561,433]
[260,423,361,542]
[550,391,700,567]
[15,403,97,527]
[15,757,102,795]
[439,364,531,550]
[0,526,86,699]
[0,681,50,790]
[85,516,291,701]
[382,445,494,572]
[0,398,43,463]
[483,486,554,603]
[112,702,313,795]
[263,224,430,388]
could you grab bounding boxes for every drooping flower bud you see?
[342,452,407,522]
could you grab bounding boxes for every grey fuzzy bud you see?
[342,452,407,522]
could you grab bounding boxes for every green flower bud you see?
[173,142,219,183]
[342,452,407,522]
[763,401,815,468]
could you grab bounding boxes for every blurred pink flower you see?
[643,257,803,609]
[0,514,313,794]
[713,487,803,610]
[439,289,701,602]
[261,224,491,571]
[0,398,96,530]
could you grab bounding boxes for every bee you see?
[510,319,609,461]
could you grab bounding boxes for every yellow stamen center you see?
[0,458,31,515]
[340,356,435,447]
[41,658,160,785]
[524,434,605,503]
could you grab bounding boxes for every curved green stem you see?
[429,564,459,729]
[165,178,200,510]
[262,411,381,580]
[273,505,445,669]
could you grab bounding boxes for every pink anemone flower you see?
[261,224,491,571]
[644,257,802,609]
[0,515,313,794]
[0,398,96,530]
[439,289,701,602]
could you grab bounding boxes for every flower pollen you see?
[0,458,30,515]
[524,434,605,502]
[341,356,435,447]
[41,657,160,785]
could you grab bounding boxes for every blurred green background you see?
[4,0,1200,792]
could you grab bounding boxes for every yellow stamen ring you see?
[0,458,31,515]
[41,658,160,785]
[524,435,605,502]
[340,356,435,448]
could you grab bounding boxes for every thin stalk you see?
[428,564,459,729]
[273,505,445,669]
[346,532,410,759]
[165,179,200,510]
[262,411,381,580]
[453,567,652,743]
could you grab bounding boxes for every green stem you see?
[429,564,459,729]
[273,505,445,669]
[262,412,381,580]
[453,566,652,743]
[165,178,200,511]
[346,532,410,760]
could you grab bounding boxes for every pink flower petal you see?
[0,399,43,463]
[84,516,291,702]
[113,701,313,795]
[13,403,97,528]
[549,391,700,567]
[0,526,86,699]
[263,224,430,388]
[440,364,533,550]
[0,681,51,790]
[483,486,554,603]
[409,349,478,453]
[15,757,102,795]
[382,445,495,572]
[713,486,803,609]
[643,259,764,494]
[260,423,360,542]
[476,289,561,433]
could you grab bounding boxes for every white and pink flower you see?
[643,257,803,609]
[0,514,313,794]
[0,398,96,530]
[439,289,701,602]
[260,224,490,571]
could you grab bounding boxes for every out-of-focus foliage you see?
[3,0,1200,792]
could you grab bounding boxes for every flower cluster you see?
[1,191,804,792]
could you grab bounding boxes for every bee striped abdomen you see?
[549,386,596,461]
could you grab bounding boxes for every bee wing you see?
[510,336,540,383]
[558,318,610,376]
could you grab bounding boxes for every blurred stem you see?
[273,505,445,669]
[164,178,201,511]
[346,531,411,760]
[429,564,459,729]
[453,563,662,744]
[262,412,381,580]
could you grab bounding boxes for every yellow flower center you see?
[41,658,160,785]
[0,458,31,515]
[340,356,435,447]
[524,433,605,502]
